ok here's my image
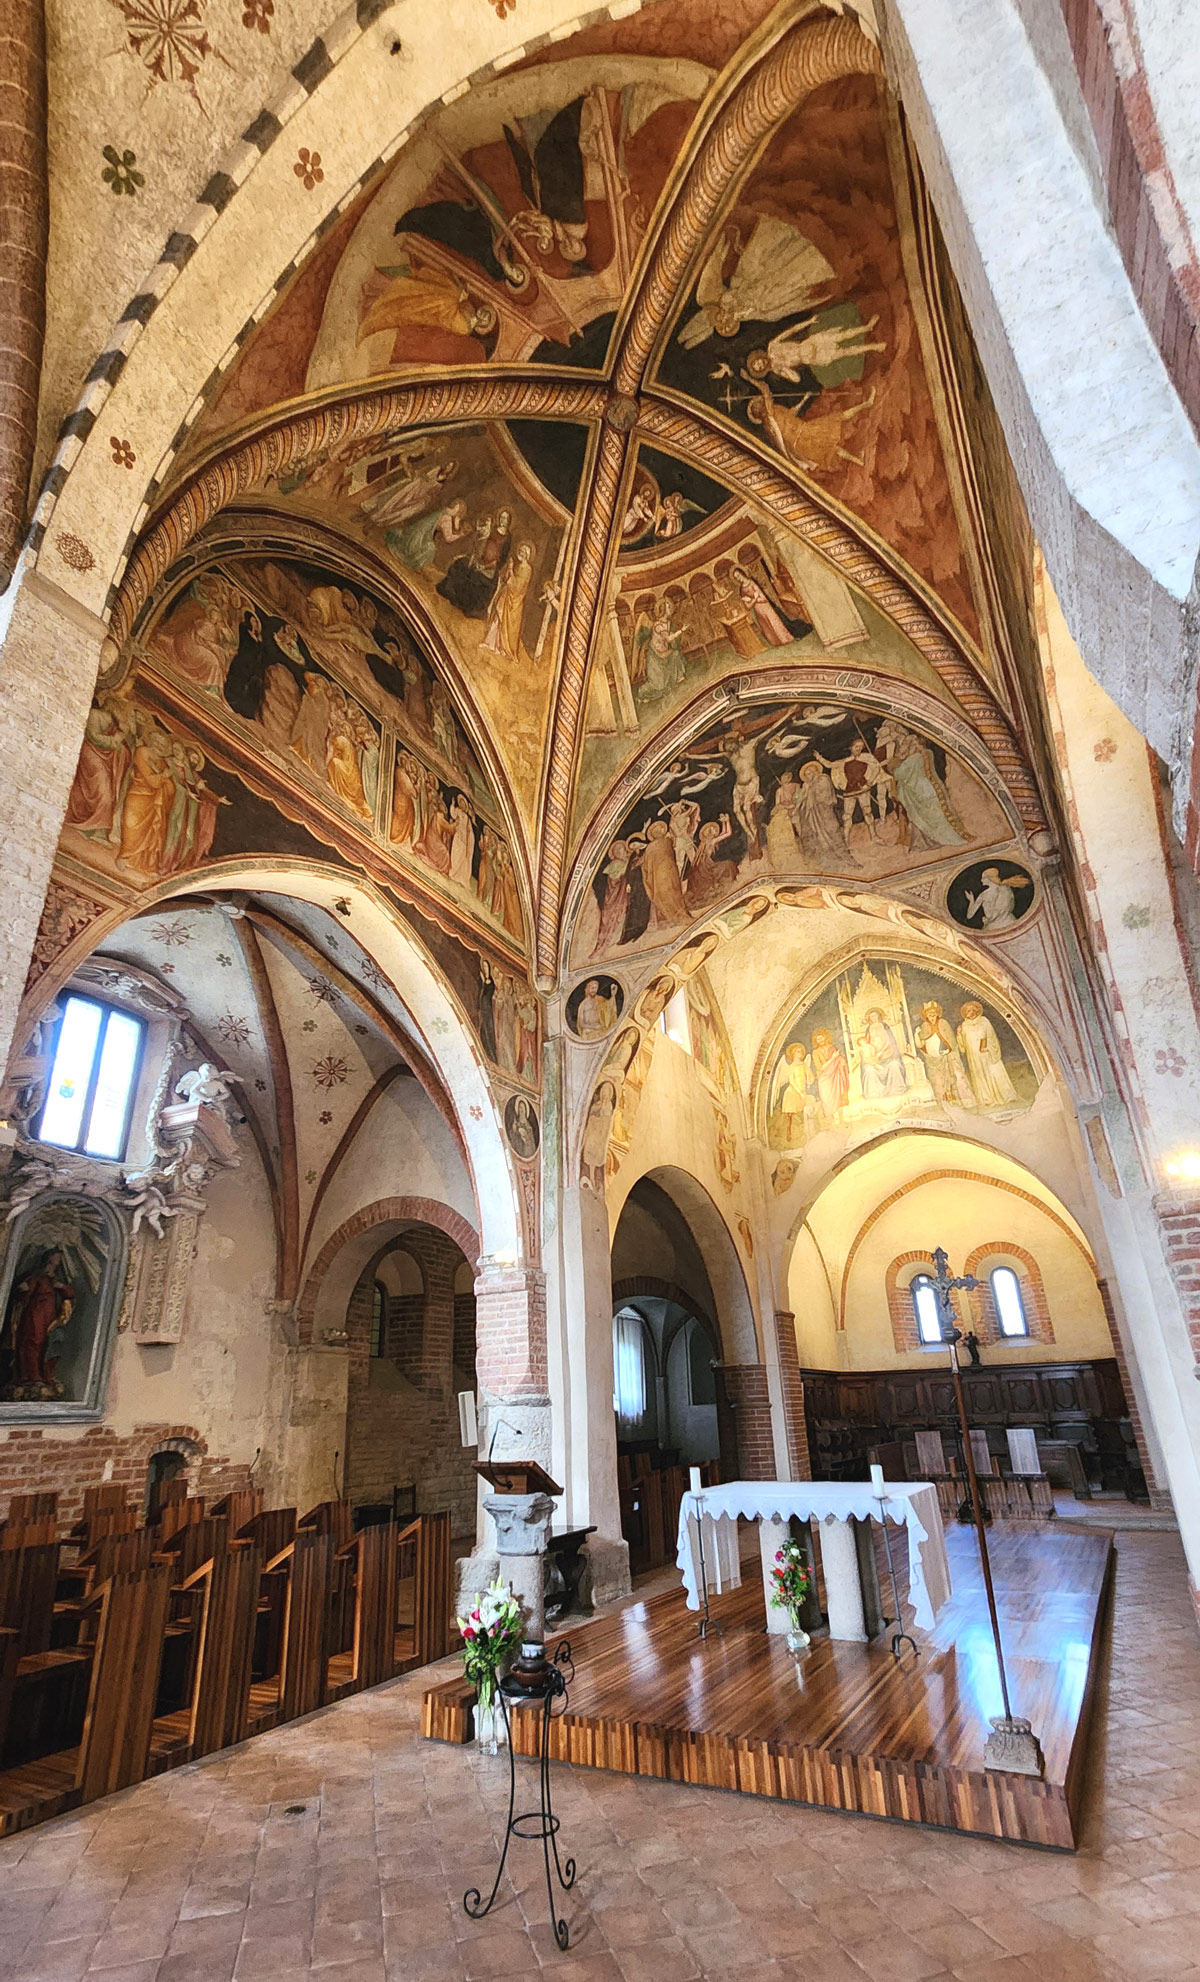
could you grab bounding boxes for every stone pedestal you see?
[483,1490,556,1651]
[817,1515,869,1643]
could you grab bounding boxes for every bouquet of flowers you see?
[457,1577,524,1718]
[768,1538,812,1626]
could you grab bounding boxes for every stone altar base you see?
[424,1523,1113,1850]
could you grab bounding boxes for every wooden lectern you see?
[474,1459,563,1498]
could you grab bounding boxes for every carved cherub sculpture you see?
[174,1063,243,1122]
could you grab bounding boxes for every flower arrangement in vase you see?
[769,1537,813,1653]
[457,1578,525,1752]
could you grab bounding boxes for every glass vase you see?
[785,1608,810,1655]
[474,1674,507,1755]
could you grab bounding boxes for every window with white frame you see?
[612,1310,648,1425]
[990,1265,1029,1337]
[910,1274,944,1347]
[35,993,145,1161]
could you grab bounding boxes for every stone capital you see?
[483,1490,556,1555]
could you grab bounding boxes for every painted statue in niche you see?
[765,957,1037,1150]
[652,77,976,636]
[0,1195,125,1413]
[573,699,1008,964]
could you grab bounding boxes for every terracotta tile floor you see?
[2,1529,1200,1982]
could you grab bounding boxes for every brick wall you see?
[344,1229,477,1535]
[0,1421,253,1532]
[716,1364,775,1480]
[773,1311,812,1481]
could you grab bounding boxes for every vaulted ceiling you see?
[50,0,1051,1050]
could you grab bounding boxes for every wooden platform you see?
[424,1525,1113,1850]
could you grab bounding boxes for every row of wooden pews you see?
[0,1485,454,1836]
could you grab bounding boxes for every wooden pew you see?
[327,1522,398,1698]
[7,1493,58,1524]
[0,1562,173,1836]
[150,1538,263,1771]
[409,1511,452,1668]
[210,1488,264,1535]
[154,1496,206,1548]
[238,1505,296,1557]
[299,1499,352,1548]
[0,1541,60,1658]
[146,1476,190,1527]
[249,1530,334,1732]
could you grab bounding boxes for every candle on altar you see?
[689,1466,703,1494]
[870,1463,885,1497]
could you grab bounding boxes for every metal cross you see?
[927,1245,979,1346]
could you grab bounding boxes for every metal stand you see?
[872,1489,917,1660]
[463,1644,577,1952]
[693,1504,723,1639]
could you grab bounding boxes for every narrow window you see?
[686,1318,717,1405]
[991,1265,1029,1337]
[36,994,145,1160]
[911,1275,944,1346]
[370,1282,386,1358]
[612,1311,647,1424]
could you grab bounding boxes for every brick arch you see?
[963,1242,1055,1348]
[836,1167,1096,1331]
[297,1195,479,1346]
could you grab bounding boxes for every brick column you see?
[1155,1197,1200,1369]
[0,0,47,591]
[773,1311,812,1481]
[474,1262,547,1405]
[715,1364,775,1480]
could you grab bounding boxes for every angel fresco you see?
[575,700,1002,965]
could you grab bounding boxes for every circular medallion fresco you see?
[946,859,1036,935]
[504,1093,540,1161]
[566,975,625,1041]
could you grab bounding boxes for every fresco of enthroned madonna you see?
[766,959,1039,1151]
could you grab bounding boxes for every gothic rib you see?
[231,914,301,1300]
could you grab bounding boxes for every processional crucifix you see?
[926,1247,1045,1778]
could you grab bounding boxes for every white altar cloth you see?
[676,1481,952,1634]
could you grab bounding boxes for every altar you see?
[676,1478,951,1641]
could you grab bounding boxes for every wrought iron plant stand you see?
[464,1642,577,1952]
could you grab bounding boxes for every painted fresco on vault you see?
[188,59,708,450]
[766,958,1038,1148]
[653,76,976,637]
[574,497,958,828]
[572,700,1008,965]
[60,556,527,955]
[251,425,565,816]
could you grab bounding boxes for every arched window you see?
[990,1265,1029,1337]
[370,1282,386,1358]
[612,1310,648,1425]
[911,1275,944,1346]
[36,992,145,1160]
